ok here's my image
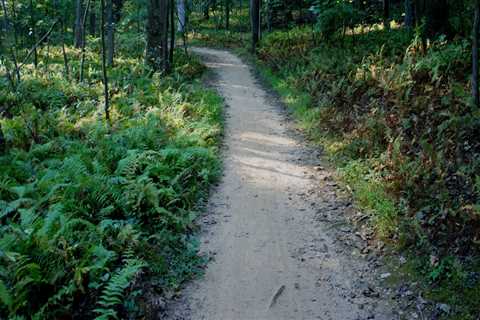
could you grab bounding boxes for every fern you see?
[0,279,12,312]
[94,259,146,320]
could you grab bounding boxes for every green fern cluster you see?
[0,42,222,318]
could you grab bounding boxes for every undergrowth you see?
[0,33,223,319]
[251,26,480,319]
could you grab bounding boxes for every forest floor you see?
[162,48,421,319]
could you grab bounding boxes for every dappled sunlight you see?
[238,131,296,147]
[227,130,309,189]
[234,154,308,183]
[204,61,247,68]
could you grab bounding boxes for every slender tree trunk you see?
[80,0,92,82]
[177,0,185,32]
[162,0,170,71]
[405,0,414,29]
[225,0,230,30]
[106,0,114,66]
[52,0,69,78]
[0,0,14,88]
[0,0,20,83]
[19,19,58,69]
[383,0,390,30]
[250,0,260,53]
[89,0,96,35]
[266,0,272,32]
[203,0,209,20]
[61,24,69,78]
[29,0,38,68]
[0,122,5,154]
[169,0,175,66]
[75,0,84,47]
[100,0,110,122]
[473,0,480,107]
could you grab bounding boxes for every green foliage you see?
[0,29,223,319]
[94,259,147,320]
[311,0,361,38]
[254,25,480,318]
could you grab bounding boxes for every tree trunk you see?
[383,0,390,30]
[75,0,83,47]
[80,0,92,81]
[250,0,260,53]
[61,19,70,78]
[404,0,415,29]
[0,1,15,88]
[163,0,170,71]
[52,0,69,78]
[29,0,38,68]
[203,0,209,20]
[0,0,20,84]
[89,0,96,35]
[473,0,480,107]
[225,0,230,30]
[146,0,168,72]
[169,0,174,67]
[100,0,110,122]
[415,0,450,38]
[0,122,5,154]
[106,0,114,66]
[177,0,186,32]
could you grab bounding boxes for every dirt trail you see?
[166,48,397,320]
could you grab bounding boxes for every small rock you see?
[437,303,451,314]
[319,244,329,253]
[380,273,391,280]
[376,241,385,250]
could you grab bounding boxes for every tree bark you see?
[146,0,168,72]
[473,0,480,107]
[203,0,209,20]
[169,0,174,67]
[29,0,38,68]
[80,0,92,82]
[383,0,390,30]
[404,0,414,28]
[89,0,96,35]
[0,122,5,154]
[100,0,110,122]
[75,0,83,48]
[1,0,20,84]
[106,0,114,66]
[177,0,186,32]
[163,0,170,71]
[225,0,230,30]
[250,0,260,53]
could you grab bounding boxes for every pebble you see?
[380,272,391,280]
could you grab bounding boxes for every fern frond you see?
[0,279,12,311]
[94,259,146,320]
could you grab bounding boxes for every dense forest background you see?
[1,0,480,319]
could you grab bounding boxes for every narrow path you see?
[167,48,396,320]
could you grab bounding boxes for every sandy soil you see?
[164,48,398,320]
